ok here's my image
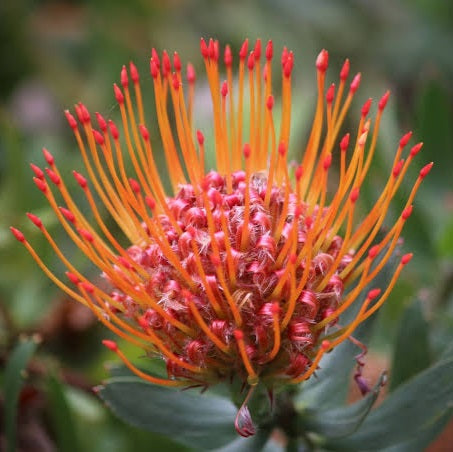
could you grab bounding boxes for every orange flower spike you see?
[13,41,432,404]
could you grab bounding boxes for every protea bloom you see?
[12,38,431,434]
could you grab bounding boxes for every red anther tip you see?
[65,272,80,285]
[340,59,350,81]
[64,110,78,129]
[361,98,372,117]
[323,154,332,170]
[266,95,274,110]
[350,187,360,203]
[108,120,119,140]
[73,171,87,189]
[162,50,171,76]
[93,130,104,146]
[340,133,350,151]
[247,52,255,70]
[196,130,204,146]
[10,227,25,243]
[224,45,233,67]
[79,228,94,243]
[208,39,216,60]
[74,104,83,123]
[399,131,413,148]
[402,205,413,220]
[113,84,124,104]
[81,281,94,293]
[187,63,196,83]
[278,141,287,156]
[265,40,273,60]
[42,148,54,165]
[305,216,313,228]
[321,340,330,350]
[393,159,405,177]
[59,207,75,223]
[151,48,160,68]
[281,47,288,66]
[102,339,118,352]
[26,212,43,228]
[410,142,423,157]
[221,81,228,97]
[350,73,361,93]
[368,288,381,300]
[401,253,413,265]
[326,84,335,104]
[129,62,139,83]
[172,72,180,91]
[45,168,60,185]
[129,178,140,193]
[79,103,90,124]
[150,59,159,79]
[145,196,156,210]
[34,177,47,193]
[30,163,44,180]
[368,245,380,259]
[239,39,249,60]
[254,39,261,60]
[295,165,303,181]
[233,329,244,341]
[283,53,293,78]
[419,162,433,179]
[378,90,390,110]
[139,124,149,141]
[120,65,128,88]
[213,39,220,61]
[270,302,280,315]
[200,38,209,58]
[173,52,182,72]
[95,112,107,132]
[316,49,329,73]
[243,143,251,159]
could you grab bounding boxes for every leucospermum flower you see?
[12,38,431,435]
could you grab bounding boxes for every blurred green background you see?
[1,0,452,450]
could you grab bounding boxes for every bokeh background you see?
[1,0,452,450]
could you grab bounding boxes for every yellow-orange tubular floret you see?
[12,39,431,395]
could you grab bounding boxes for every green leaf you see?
[329,357,453,450]
[303,372,386,439]
[4,336,39,452]
[98,376,239,450]
[390,299,431,391]
[379,408,453,452]
[46,376,80,452]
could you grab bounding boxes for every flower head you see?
[13,39,430,412]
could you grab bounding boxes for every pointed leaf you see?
[4,337,39,452]
[46,376,80,452]
[98,376,239,450]
[329,357,453,450]
[378,408,453,452]
[303,372,386,439]
[390,299,431,391]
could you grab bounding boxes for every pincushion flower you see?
[12,38,431,435]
